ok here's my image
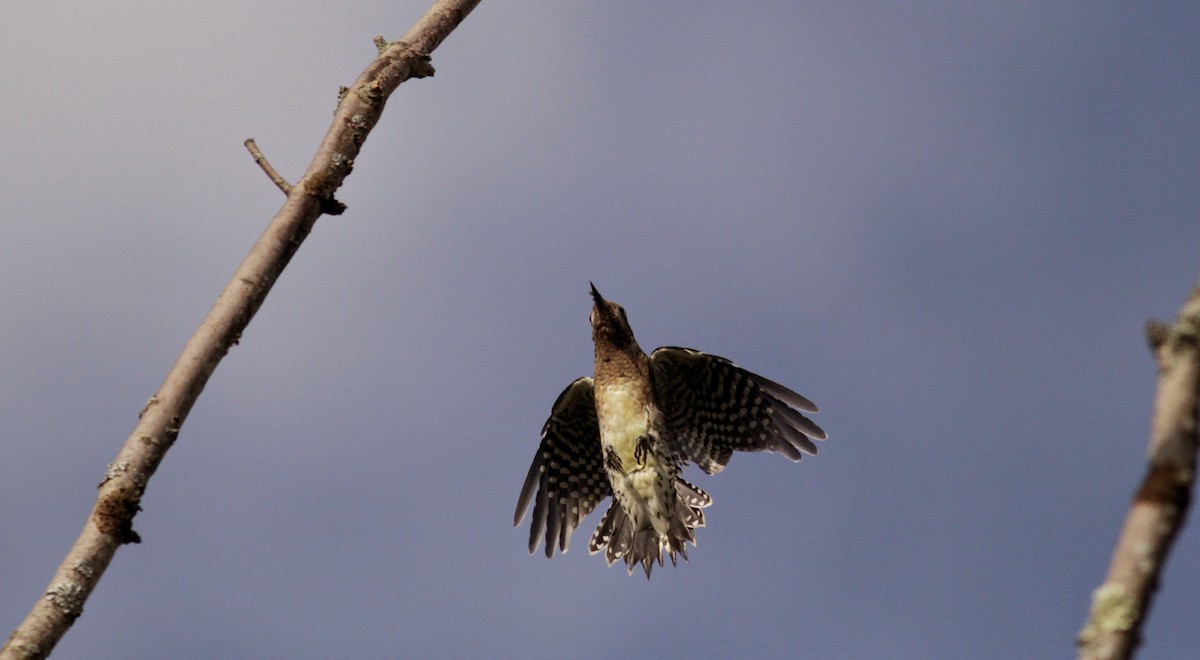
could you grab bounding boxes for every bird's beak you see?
[589,282,606,308]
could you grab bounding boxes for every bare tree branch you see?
[1,1,481,657]
[244,138,292,195]
[1078,281,1200,659]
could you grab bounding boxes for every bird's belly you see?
[595,385,661,470]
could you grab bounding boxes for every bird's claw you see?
[634,435,652,466]
[605,446,623,472]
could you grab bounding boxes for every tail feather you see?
[588,477,712,578]
[589,502,631,567]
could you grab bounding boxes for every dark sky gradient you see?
[2,2,1198,658]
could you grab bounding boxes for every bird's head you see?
[589,283,638,350]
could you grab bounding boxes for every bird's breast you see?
[594,382,662,471]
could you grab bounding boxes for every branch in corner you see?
[1078,282,1200,659]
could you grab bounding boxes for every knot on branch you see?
[319,197,348,215]
[409,52,436,78]
[372,35,435,76]
[93,488,143,545]
[1136,464,1193,507]
[300,155,353,216]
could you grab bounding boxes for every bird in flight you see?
[514,284,827,577]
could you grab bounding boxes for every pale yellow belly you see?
[595,385,662,472]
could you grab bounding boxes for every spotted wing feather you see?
[514,377,612,557]
[650,347,827,474]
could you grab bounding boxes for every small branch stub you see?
[244,138,293,195]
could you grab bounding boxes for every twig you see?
[1078,282,1200,659]
[244,138,292,194]
[0,1,481,657]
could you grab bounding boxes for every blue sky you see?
[2,2,1198,658]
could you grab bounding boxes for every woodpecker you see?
[514,284,827,578]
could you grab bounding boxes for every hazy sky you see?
[2,2,1198,658]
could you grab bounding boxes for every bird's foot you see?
[605,446,624,472]
[634,435,653,466]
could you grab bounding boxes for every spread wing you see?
[514,377,612,557]
[650,347,827,474]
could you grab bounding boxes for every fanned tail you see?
[588,477,713,578]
